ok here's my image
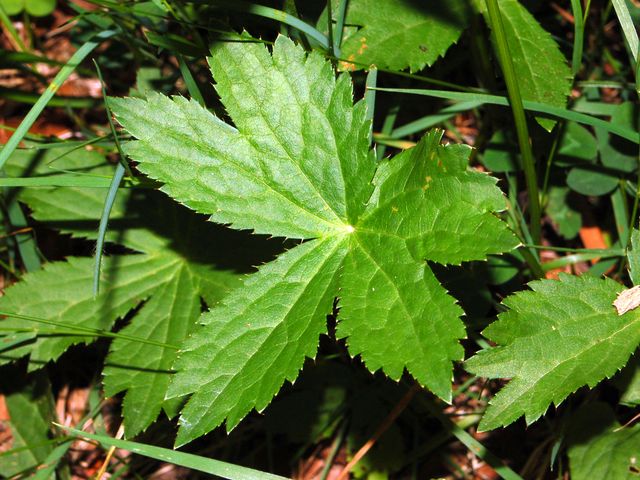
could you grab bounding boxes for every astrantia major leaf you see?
[110,35,518,446]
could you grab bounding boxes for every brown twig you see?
[335,383,420,480]
[94,423,124,480]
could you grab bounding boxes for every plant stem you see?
[484,0,541,244]
[335,384,419,480]
[570,0,585,75]
[365,67,378,144]
[326,0,335,57]
[332,0,349,56]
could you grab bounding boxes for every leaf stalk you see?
[484,0,541,244]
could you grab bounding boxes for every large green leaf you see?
[111,35,518,446]
[566,402,640,480]
[339,135,515,399]
[336,0,470,72]
[0,148,262,437]
[466,274,640,431]
[111,40,374,237]
[479,0,572,131]
[167,236,347,445]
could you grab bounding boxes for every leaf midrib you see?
[224,52,346,227]
[351,233,430,363]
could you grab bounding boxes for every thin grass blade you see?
[371,87,639,143]
[0,30,116,170]
[57,425,290,480]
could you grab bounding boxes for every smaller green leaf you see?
[24,0,55,16]
[566,166,618,196]
[560,123,618,196]
[110,36,375,239]
[628,228,640,285]
[567,402,640,480]
[0,255,165,369]
[102,267,200,437]
[546,186,582,239]
[558,122,598,163]
[598,102,638,174]
[432,263,494,317]
[336,0,470,72]
[612,355,640,406]
[339,132,518,402]
[1,0,25,16]
[168,236,348,447]
[0,370,55,478]
[481,130,519,173]
[340,233,464,399]
[466,273,640,431]
[485,253,522,286]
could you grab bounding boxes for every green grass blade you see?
[418,396,523,480]
[0,30,116,171]
[541,252,620,271]
[0,332,36,354]
[391,101,483,138]
[371,87,640,143]
[326,0,335,57]
[5,199,41,272]
[93,163,125,296]
[177,54,205,106]
[523,244,624,256]
[485,0,540,244]
[212,0,329,49]
[611,0,639,64]
[0,310,178,350]
[611,185,629,243]
[0,175,113,188]
[0,3,26,51]
[332,0,349,56]
[0,88,97,108]
[56,425,290,480]
[93,60,132,296]
[30,440,73,480]
[365,67,378,144]
[376,104,400,160]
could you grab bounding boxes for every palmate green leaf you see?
[0,148,259,437]
[339,135,516,398]
[110,36,518,446]
[478,0,572,131]
[168,236,347,445]
[111,37,374,237]
[466,274,640,431]
[336,0,470,72]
